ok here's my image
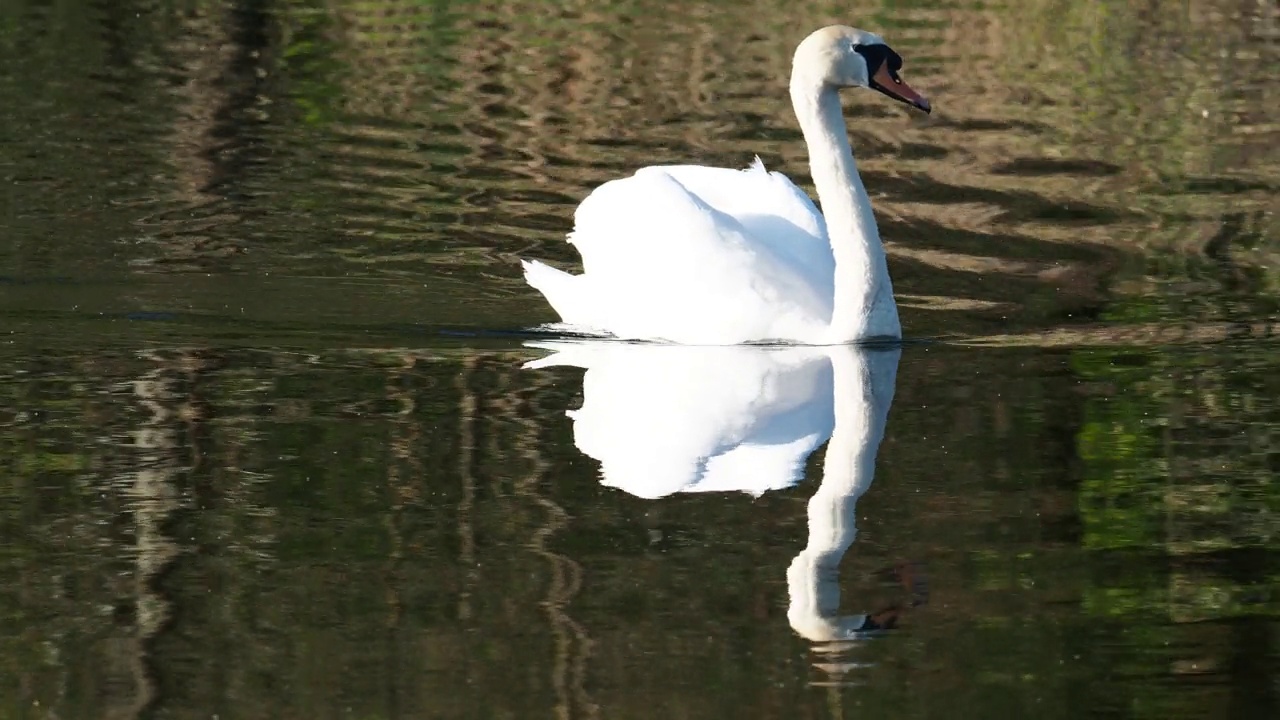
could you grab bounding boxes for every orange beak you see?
[871,64,931,114]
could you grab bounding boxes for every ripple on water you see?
[2,0,1275,340]
[2,4,1279,719]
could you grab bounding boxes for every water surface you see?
[2,0,1278,717]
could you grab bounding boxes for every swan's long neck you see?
[790,79,899,341]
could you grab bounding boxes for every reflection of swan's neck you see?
[789,78,897,342]
[786,348,898,642]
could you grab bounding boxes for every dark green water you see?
[2,1,1278,718]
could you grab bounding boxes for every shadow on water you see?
[1,0,1278,718]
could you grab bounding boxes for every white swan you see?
[521,25,930,344]
[524,340,902,643]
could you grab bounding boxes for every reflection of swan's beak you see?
[871,65,931,114]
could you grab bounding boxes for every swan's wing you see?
[641,158,827,241]
[564,169,832,343]
[636,158,833,276]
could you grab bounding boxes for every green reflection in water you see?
[0,0,1277,717]
[1,342,1277,717]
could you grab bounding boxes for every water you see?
[1,0,1278,717]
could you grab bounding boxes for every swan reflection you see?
[526,341,922,668]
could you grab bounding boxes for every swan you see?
[524,340,906,645]
[521,25,931,344]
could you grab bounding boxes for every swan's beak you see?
[871,65,930,114]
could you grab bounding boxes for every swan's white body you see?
[522,26,928,344]
[525,340,900,641]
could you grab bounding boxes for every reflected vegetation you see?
[2,0,1275,339]
[1,0,1278,717]
[4,341,1278,717]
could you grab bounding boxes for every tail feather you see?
[522,259,590,325]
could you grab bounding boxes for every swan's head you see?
[793,25,930,113]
